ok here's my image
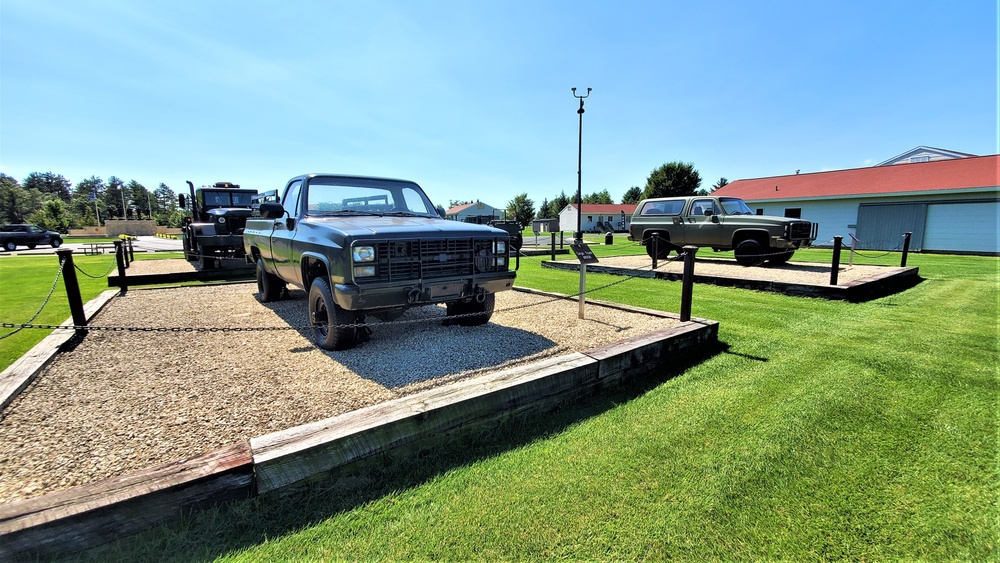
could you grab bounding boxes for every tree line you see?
[503,161,729,228]
[0,172,185,232]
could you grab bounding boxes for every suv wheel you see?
[644,235,673,260]
[256,258,284,302]
[3,241,15,252]
[734,239,765,266]
[309,277,359,350]
[50,237,62,248]
[445,293,495,326]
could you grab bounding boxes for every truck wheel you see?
[50,237,62,248]
[445,293,495,327]
[309,277,359,350]
[645,237,673,260]
[769,250,794,265]
[734,239,765,266]
[3,241,16,252]
[256,258,283,302]
[198,251,217,270]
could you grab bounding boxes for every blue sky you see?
[1,0,996,210]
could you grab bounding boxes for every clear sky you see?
[1,0,996,210]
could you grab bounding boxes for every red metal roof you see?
[713,154,1000,201]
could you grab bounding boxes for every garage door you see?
[923,201,1000,253]
[856,203,926,251]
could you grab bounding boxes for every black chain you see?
[74,256,119,279]
[0,258,66,340]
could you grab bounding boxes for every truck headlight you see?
[496,240,506,253]
[352,245,376,262]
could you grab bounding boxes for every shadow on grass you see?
[72,342,725,563]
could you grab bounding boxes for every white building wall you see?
[924,201,1000,253]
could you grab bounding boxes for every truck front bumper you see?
[333,271,517,311]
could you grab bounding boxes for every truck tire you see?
[3,241,15,252]
[445,293,495,326]
[769,250,794,265]
[644,235,673,260]
[309,277,359,350]
[256,258,283,302]
[198,249,217,270]
[734,239,765,266]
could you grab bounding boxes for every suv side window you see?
[282,181,302,216]
[689,199,719,216]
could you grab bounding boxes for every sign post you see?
[570,241,598,319]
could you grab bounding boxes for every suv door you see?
[684,198,729,248]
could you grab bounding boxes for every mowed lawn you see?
[0,246,996,561]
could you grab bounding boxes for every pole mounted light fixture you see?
[572,87,591,244]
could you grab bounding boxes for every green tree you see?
[548,191,570,218]
[621,186,642,204]
[506,193,535,227]
[537,198,551,219]
[102,176,125,219]
[641,162,702,199]
[125,180,150,219]
[0,174,39,223]
[582,189,613,204]
[29,199,71,233]
[71,176,105,226]
[712,177,729,191]
[23,172,72,202]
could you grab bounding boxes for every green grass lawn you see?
[1,245,997,561]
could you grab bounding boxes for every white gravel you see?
[0,285,678,504]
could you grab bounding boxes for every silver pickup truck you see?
[628,195,818,266]
[243,174,516,350]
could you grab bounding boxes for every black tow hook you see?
[474,287,486,303]
[406,288,422,304]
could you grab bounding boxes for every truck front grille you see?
[789,221,814,240]
[364,238,508,283]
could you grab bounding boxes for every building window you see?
[909,156,930,163]
[587,215,592,222]
[784,208,801,218]
[756,209,764,215]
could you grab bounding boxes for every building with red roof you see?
[558,203,638,233]
[713,151,999,254]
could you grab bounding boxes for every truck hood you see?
[306,215,509,238]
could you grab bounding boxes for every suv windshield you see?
[305,178,437,217]
[719,198,754,215]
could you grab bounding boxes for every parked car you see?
[243,174,517,350]
[0,224,64,251]
[627,196,818,266]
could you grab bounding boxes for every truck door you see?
[269,180,303,287]
[684,198,728,247]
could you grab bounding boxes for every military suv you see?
[243,174,516,350]
[627,196,818,266]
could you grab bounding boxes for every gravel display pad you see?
[0,286,679,504]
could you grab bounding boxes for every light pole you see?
[572,87,590,244]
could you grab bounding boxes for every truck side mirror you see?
[259,202,285,219]
[711,215,720,223]
[178,194,186,209]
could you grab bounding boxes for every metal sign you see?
[570,242,599,264]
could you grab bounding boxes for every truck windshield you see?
[202,191,254,207]
[305,178,438,217]
[719,198,754,215]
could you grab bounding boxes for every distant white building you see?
[558,204,637,233]
[445,201,501,223]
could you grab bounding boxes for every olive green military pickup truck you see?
[627,195,818,266]
[243,174,516,350]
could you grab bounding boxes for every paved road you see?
[0,236,183,257]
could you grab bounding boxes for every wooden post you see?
[578,263,586,320]
[128,238,135,263]
[680,246,697,322]
[550,232,556,261]
[901,231,912,267]
[56,249,87,336]
[114,241,128,294]
[830,236,843,286]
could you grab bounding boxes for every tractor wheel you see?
[309,277,359,350]
[734,239,765,266]
[256,258,284,302]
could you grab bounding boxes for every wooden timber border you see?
[0,289,719,560]
[541,259,922,302]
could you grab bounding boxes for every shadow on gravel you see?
[259,290,558,388]
[71,342,725,563]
